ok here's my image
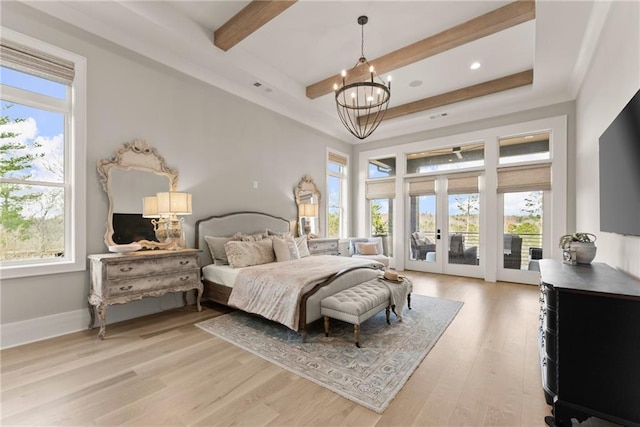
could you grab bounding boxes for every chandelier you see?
[334,16,391,140]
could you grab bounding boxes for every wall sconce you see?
[142,195,168,242]
[156,191,192,249]
[298,202,319,237]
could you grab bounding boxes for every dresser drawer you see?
[308,239,339,255]
[107,268,200,297]
[105,254,198,279]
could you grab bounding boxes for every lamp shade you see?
[142,196,160,218]
[157,192,192,215]
[298,203,318,218]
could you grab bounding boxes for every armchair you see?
[349,237,390,267]
[448,234,478,265]
[410,232,435,260]
[503,234,523,269]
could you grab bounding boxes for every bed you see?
[194,211,384,341]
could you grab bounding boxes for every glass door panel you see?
[408,194,437,263]
[447,193,480,266]
[497,191,546,285]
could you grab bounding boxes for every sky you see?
[1,66,65,183]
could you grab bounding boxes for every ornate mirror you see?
[294,174,321,238]
[98,140,177,249]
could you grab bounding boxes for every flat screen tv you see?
[599,88,640,236]
[112,213,158,244]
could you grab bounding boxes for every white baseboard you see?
[0,292,193,349]
[0,308,90,350]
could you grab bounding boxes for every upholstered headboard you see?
[195,211,293,266]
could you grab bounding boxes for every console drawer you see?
[107,268,200,297]
[105,254,197,279]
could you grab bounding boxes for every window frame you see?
[0,27,86,279]
[326,149,348,238]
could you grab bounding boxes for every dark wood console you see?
[538,260,640,427]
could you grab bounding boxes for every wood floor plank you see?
[0,272,552,426]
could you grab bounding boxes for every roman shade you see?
[0,38,74,85]
[447,174,479,194]
[408,178,436,196]
[328,152,348,166]
[497,164,551,193]
[366,180,395,199]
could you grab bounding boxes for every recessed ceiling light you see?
[409,80,423,87]
[470,61,481,70]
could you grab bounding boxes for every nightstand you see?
[88,249,203,339]
[307,238,340,256]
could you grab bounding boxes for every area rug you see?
[196,294,463,413]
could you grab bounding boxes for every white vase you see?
[569,242,597,264]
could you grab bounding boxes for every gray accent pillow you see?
[241,231,268,242]
[204,234,241,265]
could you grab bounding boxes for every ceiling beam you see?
[214,1,298,52]
[306,0,535,100]
[359,69,534,125]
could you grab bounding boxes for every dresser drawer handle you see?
[119,285,133,291]
[119,267,133,272]
[180,276,190,281]
[179,260,190,265]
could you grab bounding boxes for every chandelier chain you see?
[361,22,365,59]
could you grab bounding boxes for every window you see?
[0,29,86,278]
[368,156,396,178]
[503,191,543,270]
[499,132,550,164]
[407,143,484,174]
[366,177,394,257]
[327,151,348,238]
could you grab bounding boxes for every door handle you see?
[436,229,441,240]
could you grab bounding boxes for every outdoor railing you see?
[411,231,543,269]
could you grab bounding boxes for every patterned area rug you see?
[196,295,463,413]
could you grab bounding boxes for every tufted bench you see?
[320,280,391,348]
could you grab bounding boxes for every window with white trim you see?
[327,151,348,238]
[0,28,86,279]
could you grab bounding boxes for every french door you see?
[406,174,483,279]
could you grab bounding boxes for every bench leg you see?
[324,316,330,337]
[407,293,412,309]
[385,306,391,324]
[354,324,361,348]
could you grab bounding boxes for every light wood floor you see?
[1,272,551,426]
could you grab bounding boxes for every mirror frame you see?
[294,174,322,237]
[98,139,177,249]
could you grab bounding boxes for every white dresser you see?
[308,238,340,256]
[88,249,203,339]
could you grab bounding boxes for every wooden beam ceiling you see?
[306,0,535,100]
[358,70,534,125]
[214,0,298,52]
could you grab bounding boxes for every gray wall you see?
[575,0,640,278]
[0,3,351,327]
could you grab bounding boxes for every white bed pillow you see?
[225,239,275,268]
[295,235,311,258]
[272,236,300,262]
